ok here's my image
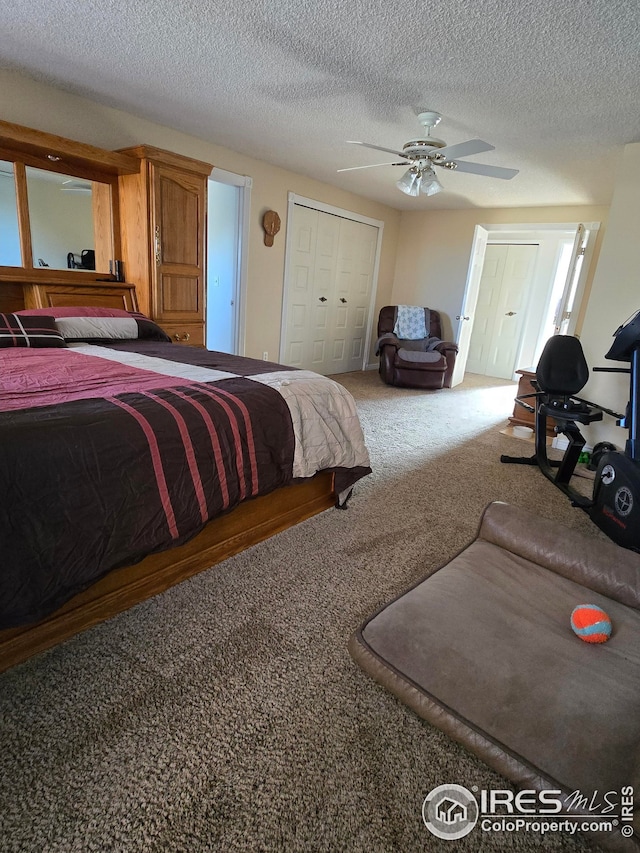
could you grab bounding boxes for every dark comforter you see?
[0,343,370,628]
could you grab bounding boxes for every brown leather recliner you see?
[376,305,458,389]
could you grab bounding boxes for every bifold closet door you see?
[282,205,376,374]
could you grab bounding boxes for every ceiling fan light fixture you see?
[342,112,517,197]
[420,174,443,196]
[396,167,420,196]
[61,179,92,193]
[397,165,443,198]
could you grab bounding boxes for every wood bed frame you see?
[0,279,338,672]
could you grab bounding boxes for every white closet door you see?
[282,206,339,370]
[283,205,377,375]
[326,218,377,374]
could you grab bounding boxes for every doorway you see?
[206,169,251,354]
[465,244,538,379]
[453,222,600,384]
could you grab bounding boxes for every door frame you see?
[280,192,384,370]
[207,167,252,355]
[454,220,601,384]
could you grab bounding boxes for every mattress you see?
[0,338,370,628]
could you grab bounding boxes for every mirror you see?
[25,166,104,271]
[0,119,134,280]
[0,160,21,267]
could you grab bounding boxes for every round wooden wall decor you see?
[262,210,281,246]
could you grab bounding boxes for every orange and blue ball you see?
[570,604,612,643]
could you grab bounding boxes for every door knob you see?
[319,296,327,302]
[456,315,470,321]
[505,311,517,316]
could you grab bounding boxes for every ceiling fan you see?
[339,111,518,197]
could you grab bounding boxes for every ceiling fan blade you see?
[436,138,495,160]
[347,140,409,159]
[451,160,519,180]
[338,161,407,172]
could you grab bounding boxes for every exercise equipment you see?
[589,310,640,549]
[501,335,611,507]
[501,310,640,552]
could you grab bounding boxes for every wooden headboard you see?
[0,281,139,313]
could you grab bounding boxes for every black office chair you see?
[501,335,604,506]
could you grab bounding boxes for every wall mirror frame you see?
[0,120,140,285]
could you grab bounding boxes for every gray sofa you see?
[350,502,640,851]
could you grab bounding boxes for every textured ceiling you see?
[1,0,639,210]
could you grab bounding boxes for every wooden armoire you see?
[118,146,213,346]
[0,121,213,338]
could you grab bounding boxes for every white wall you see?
[580,142,640,450]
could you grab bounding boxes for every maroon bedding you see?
[0,341,369,629]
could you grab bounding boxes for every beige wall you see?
[0,70,401,360]
[579,142,640,449]
[392,205,609,343]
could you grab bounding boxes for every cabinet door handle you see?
[319,296,327,302]
[456,315,470,321]
[505,311,517,316]
[340,298,347,303]
[155,225,162,264]
[173,332,190,342]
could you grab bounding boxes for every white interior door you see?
[452,226,488,386]
[466,243,538,379]
[282,204,377,374]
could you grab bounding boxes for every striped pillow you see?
[0,313,66,348]
[16,307,171,342]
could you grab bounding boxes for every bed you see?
[0,288,371,671]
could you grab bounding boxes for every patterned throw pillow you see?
[0,313,66,348]
[16,307,170,342]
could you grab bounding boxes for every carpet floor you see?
[0,370,611,853]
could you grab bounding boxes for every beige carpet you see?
[0,370,609,853]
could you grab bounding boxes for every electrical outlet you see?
[262,351,268,361]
